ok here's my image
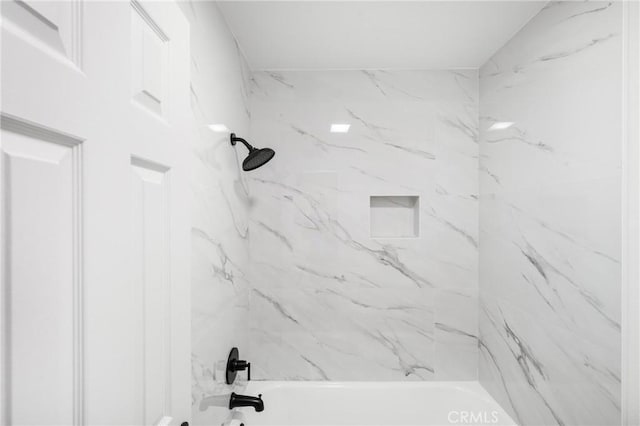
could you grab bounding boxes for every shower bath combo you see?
[0,1,638,426]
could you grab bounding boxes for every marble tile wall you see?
[175,1,624,423]
[247,70,479,381]
[178,2,253,424]
[478,2,623,425]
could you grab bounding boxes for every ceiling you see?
[217,1,547,71]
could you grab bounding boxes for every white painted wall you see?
[218,1,546,70]
[622,1,640,424]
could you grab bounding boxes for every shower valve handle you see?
[225,347,251,384]
[231,359,251,381]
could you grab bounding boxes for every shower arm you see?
[230,133,255,152]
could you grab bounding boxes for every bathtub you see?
[235,381,516,426]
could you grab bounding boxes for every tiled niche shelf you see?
[370,195,420,238]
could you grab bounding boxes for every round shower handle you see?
[226,347,252,384]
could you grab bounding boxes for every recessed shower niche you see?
[369,195,420,238]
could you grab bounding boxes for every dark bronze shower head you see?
[230,133,275,171]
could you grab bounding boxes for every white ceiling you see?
[217,1,547,70]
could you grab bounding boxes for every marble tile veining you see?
[177,2,624,424]
[179,2,254,425]
[247,70,479,381]
[478,2,623,425]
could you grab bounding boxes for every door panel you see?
[1,0,82,68]
[131,158,173,426]
[1,115,83,426]
[0,1,191,424]
[131,1,169,117]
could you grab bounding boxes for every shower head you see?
[242,147,275,171]
[230,133,275,171]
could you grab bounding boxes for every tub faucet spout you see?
[229,392,264,412]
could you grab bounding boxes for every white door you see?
[0,1,191,425]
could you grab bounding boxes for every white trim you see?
[130,0,169,42]
[71,143,84,426]
[622,1,640,425]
